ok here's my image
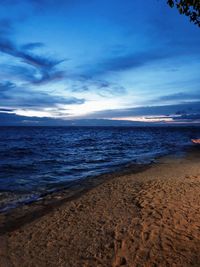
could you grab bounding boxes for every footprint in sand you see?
[185,175,199,179]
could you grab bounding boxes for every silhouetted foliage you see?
[167,0,200,27]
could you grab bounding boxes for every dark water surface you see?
[0,126,200,211]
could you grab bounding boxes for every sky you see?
[0,0,200,125]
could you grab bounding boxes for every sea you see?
[0,126,200,212]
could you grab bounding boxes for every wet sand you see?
[1,151,200,267]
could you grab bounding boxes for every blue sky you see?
[0,0,200,125]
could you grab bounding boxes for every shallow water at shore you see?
[0,126,200,211]
[1,150,200,267]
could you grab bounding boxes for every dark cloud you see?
[0,81,16,91]
[0,112,162,126]
[0,16,65,86]
[0,63,64,85]
[21,42,44,51]
[31,70,65,85]
[102,51,164,72]
[0,38,62,68]
[70,78,126,96]
[1,111,200,126]
[81,50,171,77]
[0,64,38,82]
[96,82,125,97]
[0,108,15,112]
[158,92,200,102]
[0,36,65,84]
[0,112,69,126]
[0,81,85,108]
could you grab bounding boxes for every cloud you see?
[0,112,69,126]
[175,113,200,121]
[69,101,200,124]
[0,38,61,68]
[70,78,126,96]
[0,35,65,84]
[1,111,199,126]
[21,42,44,51]
[0,108,15,112]
[101,51,166,72]
[157,92,200,102]
[94,80,125,93]
[0,81,16,91]
[78,101,200,119]
[0,112,170,126]
[80,50,172,77]
[0,81,85,109]
[0,64,38,82]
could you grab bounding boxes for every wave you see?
[0,126,199,211]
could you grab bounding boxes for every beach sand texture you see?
[1,153,200,267]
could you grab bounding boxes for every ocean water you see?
[0,126,200,211]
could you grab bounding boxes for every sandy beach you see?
[1,150,200,267]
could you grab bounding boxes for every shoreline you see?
[0,148,198,232]
[0,146,192,216]
[1,148,200,266]
[0,151,159,214]
[0,161,151,235]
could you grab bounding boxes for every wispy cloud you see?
[98,51,168,73]
[21,42,44,51]
[0,17,65,85]
[80,50,170,77]
[70,78,126,96]
[157,92,200,102]
[0,37,65,84]
[0,81,85,109]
